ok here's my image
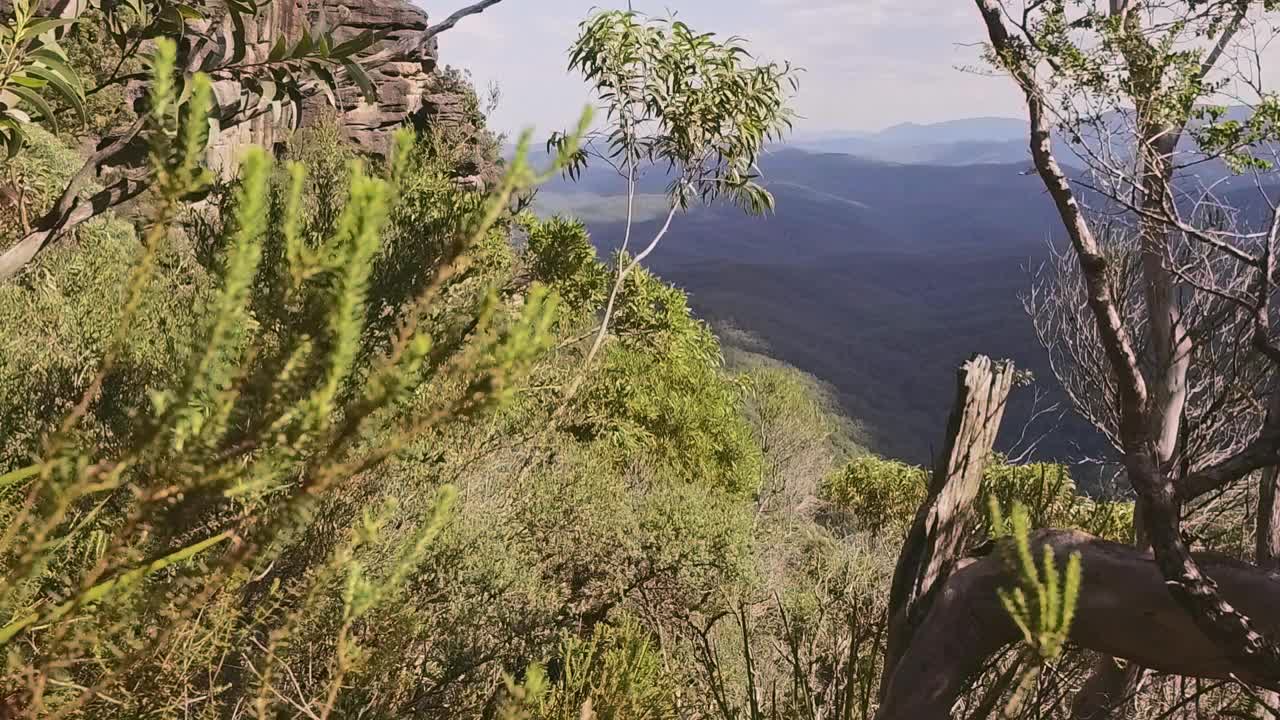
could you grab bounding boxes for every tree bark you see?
[1260,388,1280,569]
[879,355,1014,698]
[1137,130,1189,471]
[1068,498,1151,720]
[976,0,1280,683]
[876,530,1280,720]
[1261,467,1280,567]
[1069,658,1143,720]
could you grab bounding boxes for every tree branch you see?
[422,0,507,41]
[877,529,1280,720]
[976,0,1280,689]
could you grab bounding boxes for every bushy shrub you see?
[520,215,609,319]
[0,125,84,239]
[518,215,764,495]
[980,457,1134,543]
[0,49,564,716]
[823,453,1134,542]
[823,455,926,534]
[540,617,676,720]
[0,129,207,468]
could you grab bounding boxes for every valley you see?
[534,133,1106,465]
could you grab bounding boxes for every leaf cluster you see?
[564,10,798,214]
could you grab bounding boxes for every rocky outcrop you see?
[207,0,458,175]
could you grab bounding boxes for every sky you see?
[425,0,1028,138]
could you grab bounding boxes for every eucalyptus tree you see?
[547,10,797,399]
[963,0,1280,706]
[875,1,1280,716]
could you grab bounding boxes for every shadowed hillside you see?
[534,148,1109,465]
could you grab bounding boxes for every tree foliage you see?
[562,10,797,213]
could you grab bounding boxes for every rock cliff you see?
[207,0,483,176]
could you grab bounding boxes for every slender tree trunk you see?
[1260,388,1280,569]
[1069,28,1189,708]
[1261,466,1280,568]
[1138,130,1190,469]
[1256,391,1280,713]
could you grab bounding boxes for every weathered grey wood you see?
[876,530,1280,720]
[879,354,1015,699]
[1260,388,1280,570]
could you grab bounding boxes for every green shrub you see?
[581,268,764,494]
[823,455,926,534]
[541,617,676,720]
[980,457,1133,543]
[0,49,567,716]
[824,454,1135,542]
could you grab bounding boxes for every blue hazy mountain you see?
[531,146,1101,465]
[787,117,1031,165]
[524,113,1278,470]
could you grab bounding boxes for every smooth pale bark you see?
[879,355,1014,698]
[1262,468,1280,568]
[876,530,1280,720]
[1256,393,1280,712]
[1260,389,1280,569]
[1137,132,1189,470]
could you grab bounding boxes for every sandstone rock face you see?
[207,0,459,175]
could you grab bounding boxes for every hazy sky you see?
[427,0,1027,137]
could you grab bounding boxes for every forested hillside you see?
[536,148,1104,464]
[5,1,1280,719]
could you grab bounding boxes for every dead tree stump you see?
[879,354,1015,699]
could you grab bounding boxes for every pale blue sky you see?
[424,0,1026,137]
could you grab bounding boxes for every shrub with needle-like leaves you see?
[0,38,588,717]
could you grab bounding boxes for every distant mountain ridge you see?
[532,145,1099,465]
[787,117,1031,165]
[523,114,1280,470]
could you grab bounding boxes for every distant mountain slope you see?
[874,117,1031,144]
[788,117,1031,165]
[535,149,1104,465]
[529,137,1280,470]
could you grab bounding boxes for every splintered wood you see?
[881,354,1014,697]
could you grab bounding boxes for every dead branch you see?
[877,529,1280,720]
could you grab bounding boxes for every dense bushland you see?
[0,47,1144,720]
[9,2,1280,718]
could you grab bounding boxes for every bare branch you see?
[422,0,507,41]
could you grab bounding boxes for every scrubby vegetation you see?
[0,25,1136,719]
[9,1,1280,719]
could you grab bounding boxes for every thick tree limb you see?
[0,115,148,282]
[976,0,1280,688]
[0,175,149,280]
[876,530,1280,720]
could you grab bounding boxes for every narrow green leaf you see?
[0,464,39,490]
[17,17,75,41]
[341,58,376,103]
[7,84,58,132]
